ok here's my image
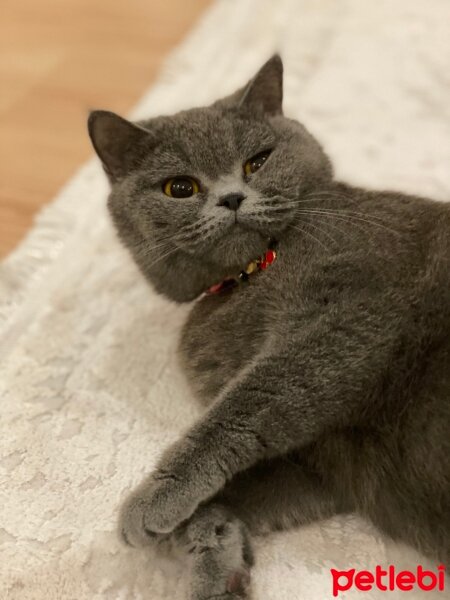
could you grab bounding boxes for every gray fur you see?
[88,55,450,598]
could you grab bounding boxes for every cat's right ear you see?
[88,111,153,182]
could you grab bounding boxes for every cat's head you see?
[88,55,332,302]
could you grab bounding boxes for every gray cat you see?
[88,56,450,599]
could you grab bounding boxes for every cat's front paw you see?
[119,474,199,547]
[119,494,155,548]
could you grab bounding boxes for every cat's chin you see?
[206,225,269,271]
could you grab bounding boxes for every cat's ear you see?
[240,54,283,115]
[88,110,154,182]
[215,55,283,116]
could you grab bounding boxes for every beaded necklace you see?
[206,245,277,295]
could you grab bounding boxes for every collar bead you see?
[206,247,277,296]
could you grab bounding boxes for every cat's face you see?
[88,56,332,301]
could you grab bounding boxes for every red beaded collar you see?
[206,247,277,295]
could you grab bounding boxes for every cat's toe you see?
[119,496,156,548]
[226,569,251,596]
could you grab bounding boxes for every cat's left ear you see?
[240,54,283,115]
[215,55,283,116]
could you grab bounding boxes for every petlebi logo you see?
[331,564,446,597]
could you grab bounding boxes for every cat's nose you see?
[217,193,245,211]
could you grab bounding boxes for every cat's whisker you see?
[134,239,174,261]
[300,213,367,247]
[157,215,215,244]
[295,208,403,237]
[146,245,181,270]
[136,215,216,260]
[290,222,330,252]
[259,194,357,208]
[254,205,294,214]
[301,192,404,232]
[177,214,215,235]
[299,198,393,221]
[261,194,401,233]
[257,201,399,241]
[174,215,216,244]
[298,211,388,251]
[248,208,294,224]
[297,218,340,247]
[302,190,359,203]
[135,223,201,256]
[258,197,401,231]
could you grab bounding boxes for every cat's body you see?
[181,181,450,562]
[88,56,450,599]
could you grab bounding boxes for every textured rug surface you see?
[1,1,449,598]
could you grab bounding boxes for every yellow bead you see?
[245,261,258,274]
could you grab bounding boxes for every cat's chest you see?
[177,250,351,403]
[178,285,271,403]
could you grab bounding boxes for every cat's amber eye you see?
[244,150,272,176]
[163,177,200,198]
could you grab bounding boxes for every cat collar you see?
[206,246,277,295]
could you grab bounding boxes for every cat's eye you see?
[163,177,200,198]
[244,150,272,176]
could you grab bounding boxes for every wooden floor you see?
[0,0,211,258]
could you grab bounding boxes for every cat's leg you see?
[121,453,344,598]
[176,454,344,600]
[120,302,395,541]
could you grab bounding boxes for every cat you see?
[88,55,450,599]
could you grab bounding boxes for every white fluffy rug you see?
[1,1,449,598]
